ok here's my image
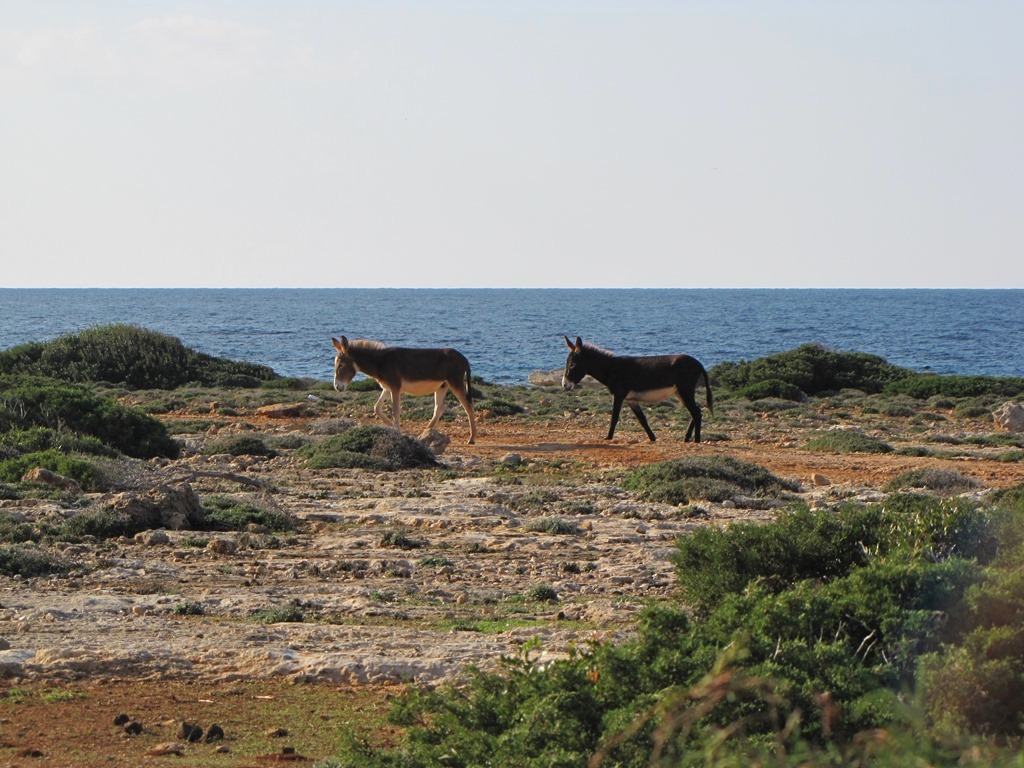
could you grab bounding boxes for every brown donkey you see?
[331,337,477,444]
[562,336,713,443]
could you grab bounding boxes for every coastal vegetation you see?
[1,326,1023,764]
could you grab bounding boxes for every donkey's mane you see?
[349,339,387,351]
[583,342,616,357]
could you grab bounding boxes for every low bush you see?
[885,374,1024,400]
[883,468,981,494]
[0,449,100,490]
[710,344,911,396]
[301,426,437,471]
[732,378,805,402]
[476,398,525,416]
[201,497,294,532]
[623,456,798,506]
[203,434,277,458]
[806,430,892,454]
[0,325,277,389]
[0,545,69,577]
[0,375,177,459]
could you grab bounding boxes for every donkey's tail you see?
[465,366,474,405]
[702,367,714,417]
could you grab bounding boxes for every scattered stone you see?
[993,401,1024,433]
[20,467,80,492]
[135,529,171,546]
[207,538,238,556]
[500,453,523,467]
[113,714,130,727]
[811,473,831,486]
[204,724,225,742]
[418,428,450,455]
[123,721,144,735]
[266,727,289,738]
[256,403,307,418]
[101,483,206,531]
[148,742,186,756]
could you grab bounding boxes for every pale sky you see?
[2,2,1021,289]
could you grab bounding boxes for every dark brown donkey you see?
[562,336,713,443]
[331,337,477,444]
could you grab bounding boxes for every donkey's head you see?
[562,336,587,390]
[331,336,357,391]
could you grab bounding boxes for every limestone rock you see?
[418,428,450,455]
[993,401,1024,433]
[256,403,307,418]
[101,483,205,532]
[20,467,80,492]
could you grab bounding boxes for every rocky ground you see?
[2,387,1023,766]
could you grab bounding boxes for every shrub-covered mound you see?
[0,375,177,459]
[0,324,278,389]
[301,425,438,471]
[884,374,1024,399]
[320,491,1024,767]
[711,343,911,396]
[806,430,892,454]
[622,456,799,505]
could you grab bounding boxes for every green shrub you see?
[884,468,981,494]
[0,449,100,489]
[0,325,277,389]
[525,517,580,535]
[346,377,381,392]
[62,507,158,539]
[732,378,805,402]
[476,398,525,416]
[201,497,294,532]
[301,426,437,471]
[0,545,69,577]
[623,456,798,506]
[380,528,425,550]
[203,434,277,458]
[0,427,117,458]
[525,584,559,602]
[0,376,177,458]
[251,606,305,623]
[885,374,1024,400]
[710,344,910,396]
[806,430,892,454]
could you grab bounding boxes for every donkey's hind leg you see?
[449,384,477,444]
[426,385,448,430]
[677,389,702,443]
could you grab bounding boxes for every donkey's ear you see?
[574,337,584,353]
[564,335,574,351]
[332,337,347,353]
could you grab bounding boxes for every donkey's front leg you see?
[606,395,625,439]
[628,403,657,442]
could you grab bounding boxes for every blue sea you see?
[0,289,1020,384]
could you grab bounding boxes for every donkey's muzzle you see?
[334,380,347,393]
[562,376,575,391]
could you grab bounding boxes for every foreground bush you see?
[320,493,1022,766]
[0,324,277,389]
[0,375,177,459]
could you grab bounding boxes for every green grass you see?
[806,430,893,454]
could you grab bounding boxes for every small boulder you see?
[418,428,450,455]
[256,403,307,418]
[21,467,81,492]
[993,401,1024,433]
